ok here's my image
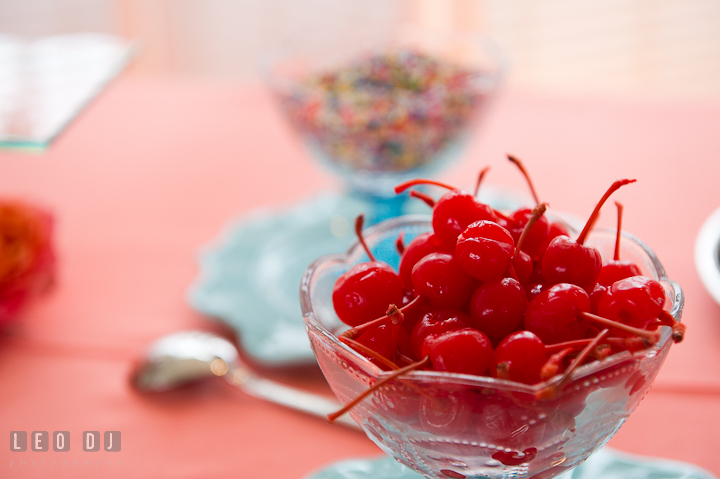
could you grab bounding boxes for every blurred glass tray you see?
[305,447,716,479]
[0,33,133,150]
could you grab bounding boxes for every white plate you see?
[695,205,720,305]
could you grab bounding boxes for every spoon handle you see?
[228,371,361,430]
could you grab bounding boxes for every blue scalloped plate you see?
[305,448,716,479]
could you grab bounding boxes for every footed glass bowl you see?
[300,215,683,479]
[262,25,504,221]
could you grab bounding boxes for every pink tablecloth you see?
[1,77,719,478]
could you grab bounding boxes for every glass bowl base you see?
[305,447,715,479]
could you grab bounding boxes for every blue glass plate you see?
[305,448,716,479]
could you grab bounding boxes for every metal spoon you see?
[131,330,360,430]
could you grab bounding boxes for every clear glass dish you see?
[300,215,684,479]
[261,24,505,221]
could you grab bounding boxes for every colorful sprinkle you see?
[278,50,494,173]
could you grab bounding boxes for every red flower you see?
[0,200,56,325]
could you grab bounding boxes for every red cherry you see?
[332,214,404,327]
[508,207,551,262]
[542,180,636,291]
[509,202,548,282]
[398,232,445,290]
[410,309,471,358]
[433,190,499,248]
[596,275,666,334]
[524,283,591,344]
[512,250,534,284]
[355,322,395,364]
[492,330,547,384]
[547,220,570,241]
[332,261,404,327]
[598,262,642,287]
[421,328,493,376]
[469,277,527,339]
[411,252,474,309]
[455,220,515,281]
[589,283,608,313]
[395,178,497,248]
[541,235,602,292]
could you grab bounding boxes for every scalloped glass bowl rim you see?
[300,213,683,395]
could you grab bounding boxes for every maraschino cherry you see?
[398,232,446,290]
[325,160,685,426]
[410,252,474,309]
[410,309,472,359]
[455,220,515,282]
[524,283,592,344]
[596,275,665,334]
[332,215,404,327]
[469,277,527,339]
[395,178,497,249]
[542,179,636,292]
[421,327,493,376]
[509,202,548,283]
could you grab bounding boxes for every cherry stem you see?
[396,353,416,366]
[394,178,458,195]
[387,304,404,363]
[327,356,431,422]
[544,336,647,354]
[507,154,540,205]
[576,179,636,245]
[613,201,624,261]
[355,214,376,262]
[580,311,660,344]
[341,296,423,340]
[474,166,491,197]
[544,338,595,354]
[395,232,405,256]
[410,189,436,208]
[537,329,610,399]
[513,202,548,261]
[541,347,574,380]
[558,329,609,389]
[593,343,613,360]
[339,336,400,371]
[495,361,510,380]
[656,309,686,343]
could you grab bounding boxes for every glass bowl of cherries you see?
[262,23,505,222]
[300,161,684,479]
